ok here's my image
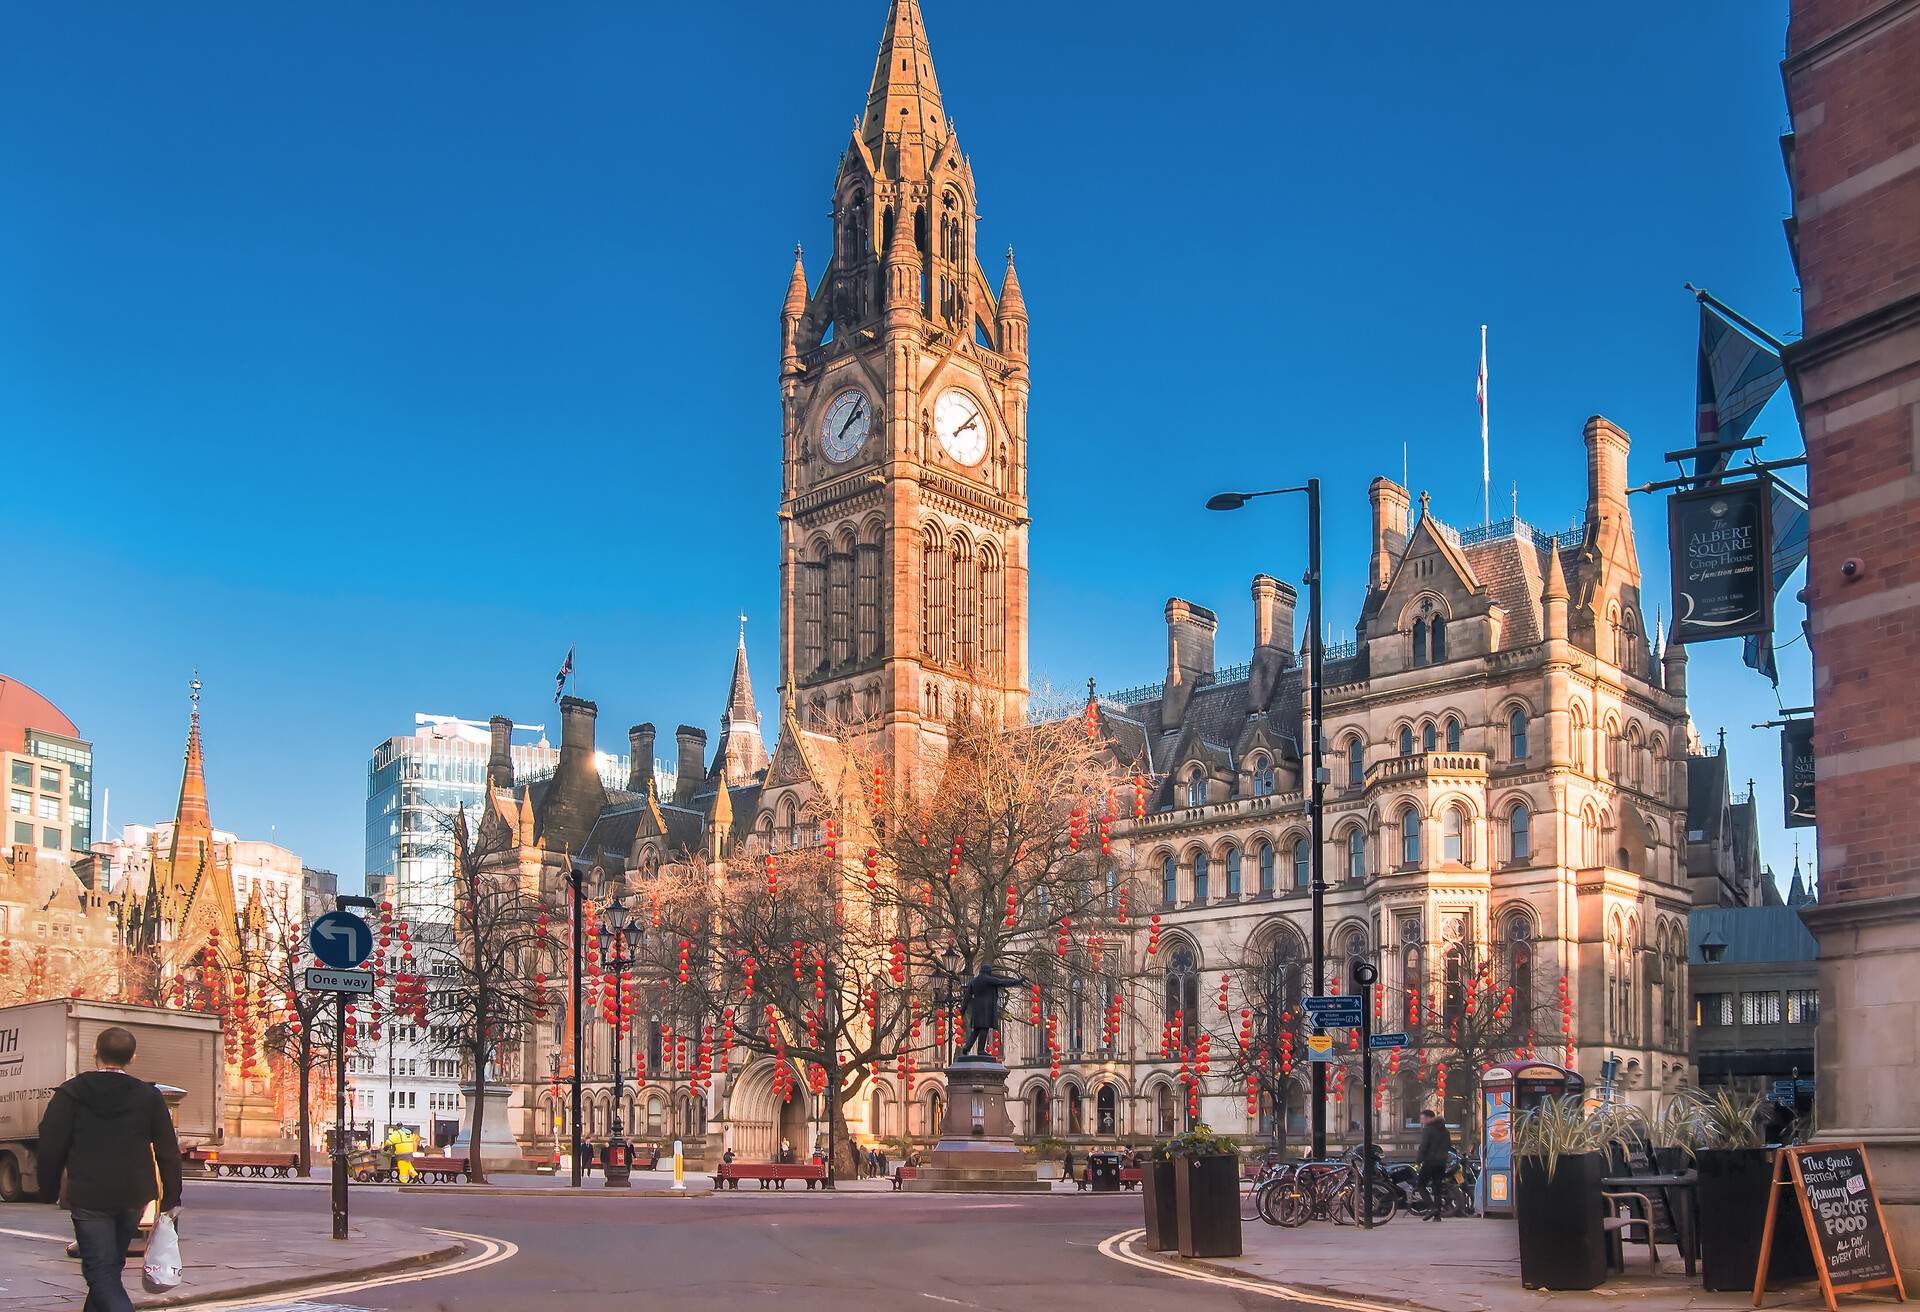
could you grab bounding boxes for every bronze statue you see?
[956,963,1027,1061]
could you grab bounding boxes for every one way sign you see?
[309,910,373,970]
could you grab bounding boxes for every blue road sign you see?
[1368,1032,1409,1050]
[1302,995,1363,1028]
[309,910,373,970]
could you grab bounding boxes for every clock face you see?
[934,388,988,465]
[820,388,872,463]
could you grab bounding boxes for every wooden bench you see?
[891,1166,918,1190]
[409,1155,469,1184]
[203,1151,300,1179]
[716,1162,831,1190]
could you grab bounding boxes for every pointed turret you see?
[1787,849,1815,906]
[1543,544,1570,643]
[782,244,810,376]
[861,0,948,178]
[151,678,238,961]
[997,247,1028,361]
[884,190,921,315]
[714,619,770,785]
[708,776,734,862]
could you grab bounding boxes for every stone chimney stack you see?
[1160,598,1218,729]
[674,726,708,803]
[627,723,655,792]
[1249,575,1297,707]
[1369,478,1411,592]
[1584,415,1631,521]
[486,715,515,790]
[559,697,596,753]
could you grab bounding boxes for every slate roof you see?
[1688,906,1817,965]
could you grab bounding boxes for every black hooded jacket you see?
[35,1070,183,1212]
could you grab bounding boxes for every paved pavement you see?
[1174,1211,1832,1312]
[0,1204,458,1312]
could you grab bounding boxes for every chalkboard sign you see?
[1755,1143,1908,1311]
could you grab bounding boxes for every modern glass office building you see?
[364,715,635,922]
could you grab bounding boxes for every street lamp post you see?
[1207,478,1329,1159]
[595,897,644,1188]
[938,943,964,1068]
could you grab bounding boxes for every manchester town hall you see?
[477,0,1695,1163]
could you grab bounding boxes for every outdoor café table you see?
[1602,1171,1698,1277]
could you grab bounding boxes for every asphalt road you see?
[171,1179,1296,1311]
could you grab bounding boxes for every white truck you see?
[0,998,224,1202]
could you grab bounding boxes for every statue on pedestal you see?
[956,963,1027,1061]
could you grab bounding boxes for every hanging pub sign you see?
[1782,719,1816,830]
[1754,1143,1907,1310]
[1669,480,1772,644]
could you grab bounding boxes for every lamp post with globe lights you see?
[595,896,644,1188]
[1206,478,1330,1159]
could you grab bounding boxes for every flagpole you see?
[1479,325,1490,525]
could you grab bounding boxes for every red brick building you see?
[1780,0,1920,1270]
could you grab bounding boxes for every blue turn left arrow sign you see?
[309,910,373,970]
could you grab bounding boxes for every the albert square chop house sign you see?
[1669,481,1772,644]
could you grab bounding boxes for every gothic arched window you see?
[1399,726,1415,757]
[920,526,949,665]
[1191,852,1210,903]
[1399,806,1422,867]
[951,535,978,670]
[1347,736,1365,787]
[1445,717,1462,752]
[1161,854,1177,906]
[800,540,828,675]
[1225,847,1242,897]
[828,534,854,669]
[1347,826,1367,882]
[1251,755,1274,797]
[1186,769,1206,808]
[1509,803,1532,864]
[980,543,1004,681]
[1422,721,1438,753]
[1509,708,1529,762]
[1258,842,1275,895]
[1505,913,1534,1008]
[1443,806,1467,864]
[1412,618,1428,667]
[855,532,882,663]
[1164,943,1199,1036]
[1430,616,1448,663]
[1292,837,1311,891]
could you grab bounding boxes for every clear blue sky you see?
[1,1,1810,890]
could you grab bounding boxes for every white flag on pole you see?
[1477,325,1490,523]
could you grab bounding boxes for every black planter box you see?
[1515,1152,1607,1290]
[1140,1160,1178,1251]
[1173,1153,1243,1258]
[1696,1148,1815,1292]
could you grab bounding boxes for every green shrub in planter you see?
[1168,1126,1242,1259]
[1511,1097,1634,1290]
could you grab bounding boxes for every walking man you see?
[35,1027,183,1312]
[1416,1108,1452,1221]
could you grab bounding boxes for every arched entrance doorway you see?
[726,1061,813,1161]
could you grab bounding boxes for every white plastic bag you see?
[142,1212,183,1292]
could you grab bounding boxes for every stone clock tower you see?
[778,0,1030,763]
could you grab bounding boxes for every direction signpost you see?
[1369,1032,1408,1050]
[311,898,377,1241]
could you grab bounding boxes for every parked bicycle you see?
[1258,1147,1396,1227]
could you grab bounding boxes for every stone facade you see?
[1781,0,1920,1275]
[486,0,1700,1162]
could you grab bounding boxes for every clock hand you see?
[955,415,979,436]
[837,404,863,441]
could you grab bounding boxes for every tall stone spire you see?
[861,0,948,177]
[146,675,237,960]
[713,617,770,785]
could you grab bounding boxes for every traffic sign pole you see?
[1357,965,1376,1230]
[320,894,376,1242]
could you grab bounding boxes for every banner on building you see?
[1781,718,1815,829]
[1669,481,1772,644]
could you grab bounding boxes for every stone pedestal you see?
[903,1059,1048,1194]
[451,1082,524,1172]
